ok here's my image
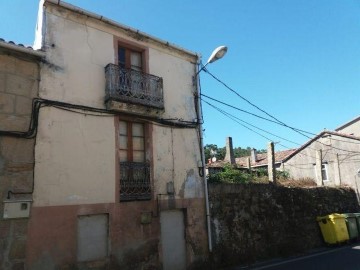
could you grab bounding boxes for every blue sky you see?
[1,0,359,151]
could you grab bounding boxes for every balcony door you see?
[118,47,143,96]
[118,46,142,71]
[118,120,151,201]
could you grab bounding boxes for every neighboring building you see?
[206,137,296,174]
[0,39,44,269]
[282,131,360,188]
[335,116,360,137]
[3,1,208,269]
[235,148,296,170]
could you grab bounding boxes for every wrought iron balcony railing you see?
[105,64,164,109]
[119,162,151,201]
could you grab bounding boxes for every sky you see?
[0,0,359,151]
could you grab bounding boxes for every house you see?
[235,148,296,170]
[282,129,360,188]
[0,1,209,269]
[0,39,44,269]
[206,137,296,174]
[335,116,360,137]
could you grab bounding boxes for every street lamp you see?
[195,45,227,253]
[196,45,228,75]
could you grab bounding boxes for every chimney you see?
[224,137,235,164]
[251,148,257,163]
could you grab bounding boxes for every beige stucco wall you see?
[34,3,203,206]
[38,4,197,121]
[33,107,116,206]
[283,134,360,189]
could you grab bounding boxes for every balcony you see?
[105,64,164,115]
[119,162,151,201]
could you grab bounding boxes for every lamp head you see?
[207,45,228,64]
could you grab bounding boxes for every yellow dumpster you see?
[316,213,349,244]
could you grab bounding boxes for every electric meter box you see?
[3,200,31,219]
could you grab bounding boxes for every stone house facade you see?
[20,1,208,269]
[282,130,360,188]
[0,40,44,270]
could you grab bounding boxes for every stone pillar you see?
[224,137,235,165]
[246,157,251,169]
[315,150,323,186]
[334,153,341,186]
[267,142,276,183]
[251,148,257,163]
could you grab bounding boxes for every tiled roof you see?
[0,38,34,50]
[0,38,45,59]
[207,149,297,168]
[235,149,297,167]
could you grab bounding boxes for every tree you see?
[204,144,225,161]
[204,144,267,161]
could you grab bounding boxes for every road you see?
[234,244,360,270]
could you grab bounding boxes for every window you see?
[314,162,329,182]
[119,120,151,201]
[118,46,143,71]
[119,121,145,163]
[321,163,328,181]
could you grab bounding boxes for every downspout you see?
[195,59,212,252]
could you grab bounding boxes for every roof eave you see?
[0,41,45,59]
[43,0,200,60]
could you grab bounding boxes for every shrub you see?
[208,164,251,184]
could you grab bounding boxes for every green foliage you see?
[208,164,252,184]
[204,144,225,161]
[276,170,290,180]
[204,144,266,162]
[208,165,291,184]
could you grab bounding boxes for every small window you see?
[314,162,329,182]
[321,164,328,181]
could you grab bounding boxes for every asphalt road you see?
[234,244,360,270]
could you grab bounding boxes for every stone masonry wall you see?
[209,183,360,268]
[0,53,39,270]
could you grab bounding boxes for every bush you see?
[208,164,251,184]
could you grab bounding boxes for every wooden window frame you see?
[114,38,149,74]
[115,116,153,202]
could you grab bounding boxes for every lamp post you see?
[196,45,227,75]
[195,45,227,252]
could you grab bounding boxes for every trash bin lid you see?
[316,213,345,221]
[343,213,356,218]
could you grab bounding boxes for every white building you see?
[26,1,209,269]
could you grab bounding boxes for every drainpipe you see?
[195,59,212,252]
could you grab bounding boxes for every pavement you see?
[229,243,360,270]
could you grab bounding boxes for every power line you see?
[203,99,273,142]
[201,94,315,135]
[203,97,360,158]
[202,99,318,160]
[202,66,315,138]
[202,93,360,155]
[203,98,300,146]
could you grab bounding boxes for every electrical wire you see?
[202,94,360,155]
[0,98,199,139]
[202,66,316,138]
[201,94,315,136]
[202,98,320,159]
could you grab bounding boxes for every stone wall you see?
[209,183,360,268]
[0,52,40,270]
